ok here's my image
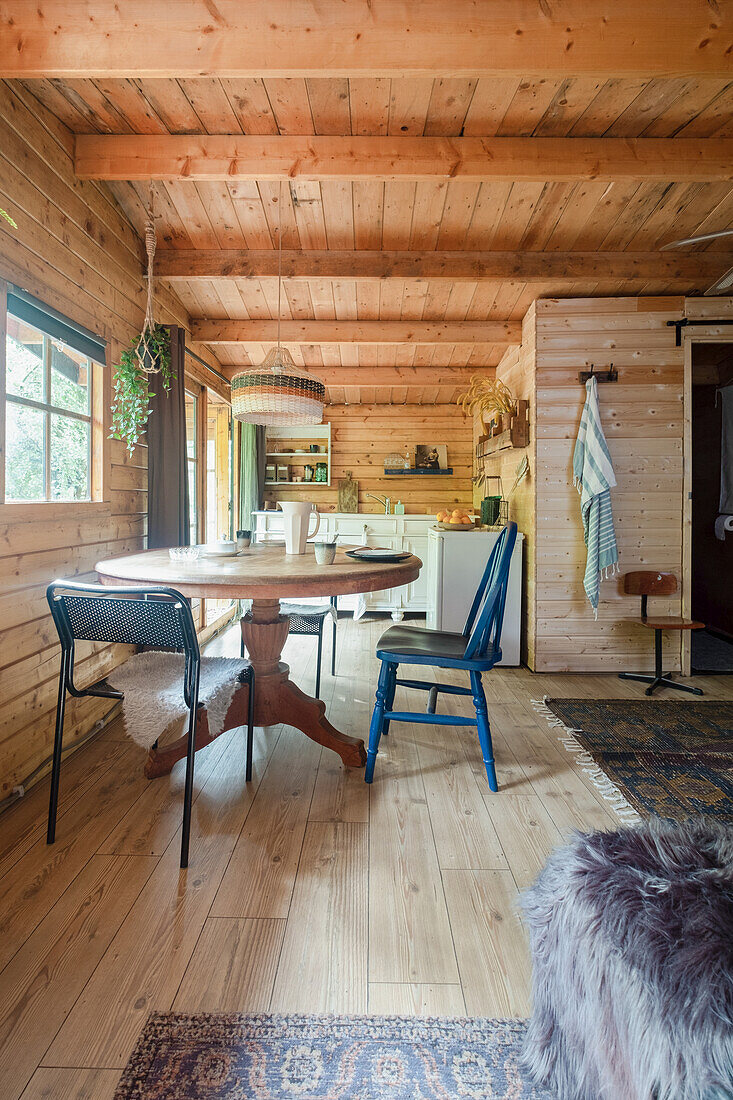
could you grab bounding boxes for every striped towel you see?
[573,377,619,617]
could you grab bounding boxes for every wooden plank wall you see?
[474,304,536,665]
[264,404,474,515]
[533,296,687,673]
[0,80,206,797]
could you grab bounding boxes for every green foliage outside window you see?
[5,334,91,501]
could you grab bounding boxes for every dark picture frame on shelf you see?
[415,443,448,470]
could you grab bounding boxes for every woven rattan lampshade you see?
[231,347,326,426]
[231,180,325,426]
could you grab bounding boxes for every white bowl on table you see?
[198,541,238,558]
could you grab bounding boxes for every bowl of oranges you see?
[435,508,476,530]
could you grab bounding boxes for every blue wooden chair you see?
[365,522,518,789]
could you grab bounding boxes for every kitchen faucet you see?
[366,493,391,514]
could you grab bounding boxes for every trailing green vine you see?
[110,324,173,453]
[0,208,17,228]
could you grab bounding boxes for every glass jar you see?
[316,462,328,483]
[304,465,314,482]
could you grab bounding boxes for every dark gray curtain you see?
[256,424,266,510]
[147,326,190,548]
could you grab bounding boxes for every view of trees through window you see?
[5,313,92,502]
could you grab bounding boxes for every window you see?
[184,366,238,633]
[3,288,105,504]
[185,388,199,544]
[205,399,234,627]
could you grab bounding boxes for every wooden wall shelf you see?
[384,467,454,476]
[477,399,529,458]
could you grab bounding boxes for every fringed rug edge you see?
[531,696,643,826]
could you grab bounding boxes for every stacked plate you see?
[345,547,411,563]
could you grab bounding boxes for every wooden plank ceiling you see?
[18,70,733,406]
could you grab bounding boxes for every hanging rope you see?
[137,181,162,373]
[143,180,156,334]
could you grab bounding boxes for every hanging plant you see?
[111,324,172,453]
[0,207,17,228]
[109,184,175,453]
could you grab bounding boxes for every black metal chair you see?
[46,579,254,868]
[241,596,337,698]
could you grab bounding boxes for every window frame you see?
[1,280,106,509]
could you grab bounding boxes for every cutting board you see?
[338,471,359,513]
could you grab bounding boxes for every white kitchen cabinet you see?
[252,514,522,645]
[426,527,523,666]
[402,534,430,610]
[253,511,434,618]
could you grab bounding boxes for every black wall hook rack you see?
[579,363,617,384]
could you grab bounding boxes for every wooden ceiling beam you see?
[191,320,521,346]
[224,366,478,387]
[74,135,733,183]
[2,2,729,79]
[156,249,733,283]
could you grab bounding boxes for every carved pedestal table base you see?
[96,545,420,776]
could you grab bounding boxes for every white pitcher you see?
[277,501,321,555]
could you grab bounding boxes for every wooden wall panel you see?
[0,81,197,797]
[264,404,474,515]
[532,297,686,673]
[474,305,536,665]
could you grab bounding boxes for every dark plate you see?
[345,548,412,563]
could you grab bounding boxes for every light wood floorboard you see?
[0,615,729,1097]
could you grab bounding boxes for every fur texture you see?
[520,817,733,1100]
[107,651,247,749]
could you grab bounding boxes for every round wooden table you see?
[96,544,421,769]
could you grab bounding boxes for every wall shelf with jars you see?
[264,423,331,486]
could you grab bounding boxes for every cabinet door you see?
[364,534,401,608]
[402,535,429,610]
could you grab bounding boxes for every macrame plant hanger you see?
[138,181,160,374]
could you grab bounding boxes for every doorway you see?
[689,341,733,673]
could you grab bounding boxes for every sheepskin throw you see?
[520,818,733,1100]
[107,651,247,749]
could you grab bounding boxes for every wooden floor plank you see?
[368,982,466,1016]
[368,722,459,985]
[0,737,128,881]
[0,744,150,973]
[173,917,286,1013]
[211,725,321,919]
[97,727,234,857]
[309,640,371,823]
[483,793,562,891]
[44,726,267,1069]
[443,869,532,1017]
[413,717,508,871]
[19,1068,120,1100]
[0,854,154,1100]
[270,821,368,1014]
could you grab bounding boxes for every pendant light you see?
[231,182,325,425]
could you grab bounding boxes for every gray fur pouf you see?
[520,818,733,1100]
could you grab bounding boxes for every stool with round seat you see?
[619,570,704,696]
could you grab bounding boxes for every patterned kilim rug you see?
[113,1013,553,1099]
[536,698,733,824]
